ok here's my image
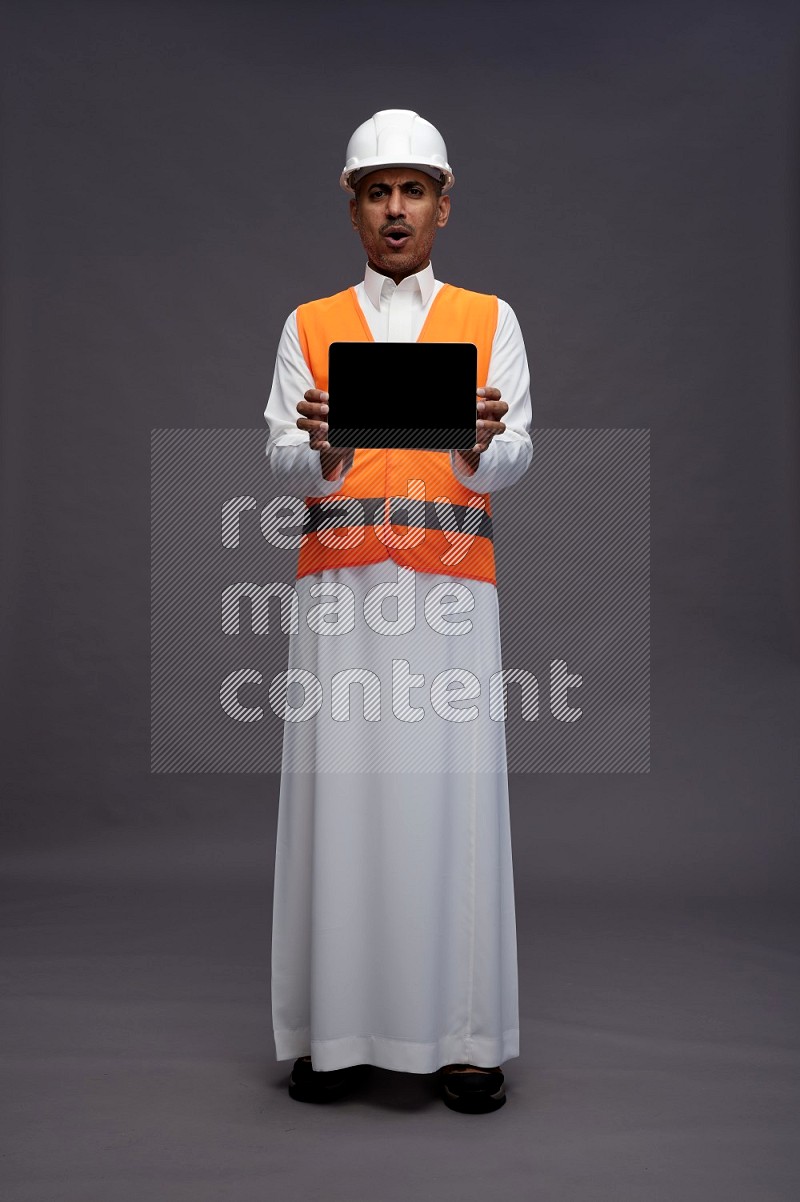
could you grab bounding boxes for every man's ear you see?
[436,194,451,229]
[349,197,358,230]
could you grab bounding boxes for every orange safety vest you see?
[295,282,499,585]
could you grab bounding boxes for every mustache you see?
[380,222,414,235]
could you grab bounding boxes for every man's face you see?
[349,167,450,282]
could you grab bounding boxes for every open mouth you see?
[384,228,412,244]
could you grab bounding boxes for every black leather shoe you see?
[288,1056,371,1103]
[438,1064,506,1113]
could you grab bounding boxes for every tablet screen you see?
[327,342,478,450]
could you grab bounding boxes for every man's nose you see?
[385,187,407,217]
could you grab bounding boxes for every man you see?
[264,110,532,1113]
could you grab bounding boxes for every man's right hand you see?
[296,389,354,481]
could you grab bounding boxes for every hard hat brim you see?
[340,162,454,194]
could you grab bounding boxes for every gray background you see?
[1,1,798,1199]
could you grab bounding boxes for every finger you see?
[298,400,329,416]
[303,389,329,403]
[298,421,330,450]
[475,420,506,449]
[477,400,508,418]
[477,387,502,401]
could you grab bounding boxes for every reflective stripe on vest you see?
[295,283,499,585]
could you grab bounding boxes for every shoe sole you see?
[288,1079,352,1103]
[288,1065,369,1104]
[441,1080,507,1114]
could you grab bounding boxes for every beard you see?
[361,229,435,277]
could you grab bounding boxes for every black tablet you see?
[326,341,478,450]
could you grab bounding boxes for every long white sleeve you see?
[263,312,355,498]
[450,298,533,494]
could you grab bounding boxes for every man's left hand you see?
[455,387,508,475]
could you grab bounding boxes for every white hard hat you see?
[340,109,454,194]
